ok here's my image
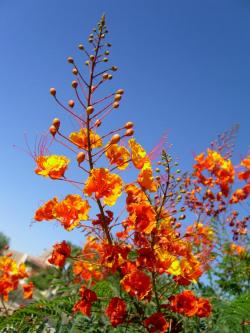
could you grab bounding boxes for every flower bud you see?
[116,89,124,95]
[125,128,134,136]
[52,118,60,129]
[90,55,95,61]
[95,119,102,127]
[103,57,108,62]
[68,100,75,108]
[110,134,120,144]
[67,57,74,64]
[78,44,84,50]
[72,68,78,75]
[111,66,118,71]
[108,74,113,80]
[85,60,90,66]
[106,43,112,47]
[113,102,120,109]
[72,80,78,88]
[102,73,109,80]
[86,105,94,115]
[114,94,122,102]
[124,121,134,129]
[105,50,110,55]
[50,88,56,96]
[77,152,85,164]
[49,125,57,136]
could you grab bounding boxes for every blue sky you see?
[0,0,249,255]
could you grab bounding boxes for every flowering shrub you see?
[1,15,249,333]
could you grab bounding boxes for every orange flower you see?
[138,165,157,192]
[128,203,156,234]
[23,282,34,299]
[105,144,130,170]
[48,241,71,267]
[101,243,130,272]
[69,128,102,149]
[230,186,250,204]
[129,138,151,169]
[84,168,123,206]
[196,298,212,317]
[194,149,234,196]
[73,286,97,317]
[0,256,28,301]
[241,155,250,169]
[144,312,169,333]
[34,195,90,231]
[54,194,90,230]
[34,197,58,221]
[106,297,127,327]
[120,270,152,300]
[169,290,198,317]
[35,155,69,179]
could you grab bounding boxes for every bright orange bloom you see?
[105,143,130,170]
[106,297,127,327]
[34,195,90,231]
[230,186,250,204]
[241,155,250,169]
[194,149,235,196]
[34,197,58,221]
[169,290,198,317]
[120,270,152,300]
[23,282,34,299]
[0,256,28,301]
[196,298,212,317]
[144,312,169,333]
[69,128,102,149]
[101,243,130,272]
[138,165,157,192]
[125,183,148,207]
[73,286,97,317]
[54,194,90,230]
[84,168,123,206]
[129,138,151,169]
[35,155,69,179]
[128,203,156,234]
[48,241,71,267]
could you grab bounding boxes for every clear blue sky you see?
[0,0,249,255]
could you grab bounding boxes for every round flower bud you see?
[105,50,110,55]
[102,73,109,80]
[85,60,90,66]
[116,89,124,95]
[95,119,102,127]
[67,57,74,64]
[72,80,78,88]
[78,44,84,50]
[52,118,60,129]
[101,33,105,38]
[77,152,85,164]
[124,122,134,129]
[68,100,75,108]
[103,57,108,62]
[113,102,120,109]
[114,94,122,102]
[125,128,134,136]
[110,134,120,144]
[106,43,112,47]
[50,88,56,96]
[49,125,57,136]
[111,66,118,71]
[86,105,94,115]
[72,68,78,75]
[108,74,113,80]
[90,55,95,61]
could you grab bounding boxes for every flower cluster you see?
[0,255,32,302]
[27,16,250,332]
